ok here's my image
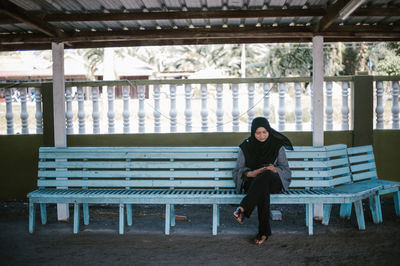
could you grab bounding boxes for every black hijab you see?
[239,117,293,170]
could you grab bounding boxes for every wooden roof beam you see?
[0,0,65,38]
[315,0,366,32]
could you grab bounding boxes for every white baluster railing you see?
[169,84,177,133]
[263,83,270,121]
[216,84,224,132]
[138,86,145,133]
[20,88,29,134]
[35,88,43,134]
[65,87,73,134]
[77,87,86,134]
[295,83,303,131]
[107,86,115,133]
[201,84,208,132]
[153,85,161,133]
[5,88,14,134]
[184,84,192,132]
[341,82,349,130]
[247,83,255,131]
[92,87,100,134]
[325,82,333,130]
[392,81,399,129]
[278,83,286,131]
[2,76,400,135]
[122,86,130,133]
[375,81,384,129]
[232,83,239,132]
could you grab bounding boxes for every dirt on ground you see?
[1,198,400,266]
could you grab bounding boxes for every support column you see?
[312,36,324,219]
[52,42,69,221]
[352,72,373,146]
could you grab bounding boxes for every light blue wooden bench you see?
[339,145,400,223]
[27,145,379,236]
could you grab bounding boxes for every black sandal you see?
[233,207,244,224]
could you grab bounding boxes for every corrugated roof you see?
[0,0,399,51]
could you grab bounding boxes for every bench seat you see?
[28,145,381,236]
[341,145,400,222]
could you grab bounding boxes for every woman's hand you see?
[246,164,277,178]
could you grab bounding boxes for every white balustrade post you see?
[341,82,349,130]
[122,86,130,133]
[263,83,270,121]
[107,86,115,133]
[92,87,100,134]
[5,88,14,134]
[138,86,145,133]
[216,84,224,132]
[310,83,313,131]
[325,82,333,130]
[375,81,384,129]
[392,81,399,129]
[295,83,303,131]
[201,84,208,132]
[20,88,29,134]
[184,84,192,132]
[169,85,177,133]
[77,87,86,134]
[153,85,161,133]
[65,87,73,134]
[247,83,255,130]
[35,88,43,134]
[232,84,240,132]
[278,83,286,131]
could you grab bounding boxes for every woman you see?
[232,117,292,245]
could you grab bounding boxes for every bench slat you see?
[40,152,239,160]
[352,171,378,181]
[38,170,233,178]
[348,154,375,164]
[39,160,237,169]
[38,179,236,188]
[350,162,376,173]
[347,145,373,155]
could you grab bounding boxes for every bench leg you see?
[340,203,352,220]
[394,191,400,216]
[305,204,309,227]
[83,203,89,225]
[307,203,314,235]
[322,204,332,225]
[73,203,80,234]
[217,204,220,226]
[119,204,125,235]
[29,201,35,234]
[126,204,133,226]
[369,195,381,224]
[40,203,47,225]
[170,204,175,227]
[212,204,218,236]
[354,200,366,230]
[165,204,171,235]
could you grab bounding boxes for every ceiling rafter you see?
[315,0,353,32]
[0,7,397,25]
[0,0,66,38]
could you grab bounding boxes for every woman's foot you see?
[254,234,268,245]
[233,207,244,224]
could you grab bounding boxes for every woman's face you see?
[254,127,269,142]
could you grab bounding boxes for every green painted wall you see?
[0,131,397,200]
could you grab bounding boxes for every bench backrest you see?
[347,145,378,182]
[37,144,351,191]
[286,144,351,189]
[38,147,239,190]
